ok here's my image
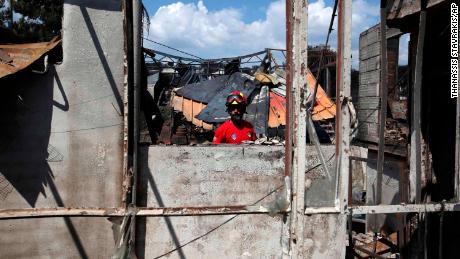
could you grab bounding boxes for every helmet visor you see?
[226,94,245,105]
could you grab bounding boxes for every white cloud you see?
[147,0,284,58]
[146,0,380,68]
[308,0,334,44]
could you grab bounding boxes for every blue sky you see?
[143,0,408,67]
[143,0,360,23]
[144,0,289,23]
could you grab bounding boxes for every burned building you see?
[354,0,460,257]
[0,0,458,258]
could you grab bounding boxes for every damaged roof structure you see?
[143,47,337,145]
[0,36,61,79]
[350,0,460,258]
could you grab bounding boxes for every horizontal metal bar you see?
[137,205,274,216]
[305,203,460,215]
[0,205,286,219]
[351,203,460,214]
[144,47,267,63]
[8,203,460,219]
[304,206,341,214]
[0,208,126,219]
[349,156,376,163]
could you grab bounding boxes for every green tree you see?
[0,0,62,42]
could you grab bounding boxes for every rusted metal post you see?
[410,0,427,203]
[439,210,444,259]
[336,0,352,213]
[287,0,308,257]
[283,2,294,257]
[376,0,388,205]
[129,0,142,255]
[285,1,293,180]
[122,0,133,207]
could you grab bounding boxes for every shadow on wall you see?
[0,68,90,259]
[67,0,122,11]
[0,69,55,206]
[0,0,125,207]
[79,5,124,114]
[136,146,187,259]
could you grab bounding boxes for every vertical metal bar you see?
[288,0,308,257]
[336,0,352,212]
[439,211,444,259]
[132,0,141,207]
[348,157,353,206]
[122,0,133,207]
[285,0,293,179]
[376,0,388,205]
[410,0,427,204]
[334,0,343,205]
[424,213,428,259]
[283,2,294,257]
[348,212,353,250]
[130,0,142,253]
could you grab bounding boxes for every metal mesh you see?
[46,144,64,162]
[0,173,13,201]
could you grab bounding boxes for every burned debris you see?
[0,0,458,258]
[141,48,337,145]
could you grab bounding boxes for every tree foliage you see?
[0,0,62,42]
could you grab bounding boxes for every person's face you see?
[228,104,245,121]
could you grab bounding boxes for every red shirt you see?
[213,120,257,144]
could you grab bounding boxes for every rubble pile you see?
[384,119,409,146]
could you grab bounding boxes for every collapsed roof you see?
[143,47,337,142]
[0,36,61,79]
[172,68,336,136]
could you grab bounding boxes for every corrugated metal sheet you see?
[0,36,61,79]
[195,73,258,123]
[172,94,213,130]
[173,69,335,130]
[306,69,336,121]
[268,92,287,127]
[174,72,259,124]
[267,69,336,126]
[175,75,230,103]
[245,85,269,136]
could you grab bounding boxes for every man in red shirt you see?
[213,91,257,144]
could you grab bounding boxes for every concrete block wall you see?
[137,145,345,258]
[0,1,124,258]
